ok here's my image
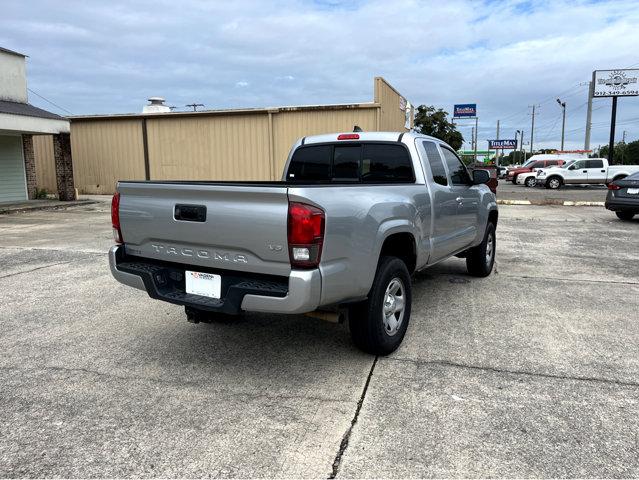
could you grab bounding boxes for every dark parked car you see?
[605,171,639,220]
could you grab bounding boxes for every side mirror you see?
[472,169,490,185]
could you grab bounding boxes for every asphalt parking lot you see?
[497,181,608,203]
[1,201,638,478]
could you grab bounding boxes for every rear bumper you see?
[109,245,321,315]
[605,198,639,212]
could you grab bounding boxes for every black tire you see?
[616,211,635,221]
[511,176,518,184]
[525,177,536,187]
[466,222,496,277]
[349,256,412,355]
[546,176,562,189]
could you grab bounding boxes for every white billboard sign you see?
[594,69,639,97]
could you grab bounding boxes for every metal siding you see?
[70,119,146,194]
[375,77,408,132]
[272,108,378,176]
[33,134,57,192]
[0,134,27,202]
[146,114,271,181]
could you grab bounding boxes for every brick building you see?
[0,46,72,202]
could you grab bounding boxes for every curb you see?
[497,199,605,207]
[0,200,99,215]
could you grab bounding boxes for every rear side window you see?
[422,141,448,186]
[441,147,471,185]
[287,143,414,183]
[287,145,331,181]
[532,161,545,168]
[587,159,604,168]
[548,160,560,166]
[361,144,413,183]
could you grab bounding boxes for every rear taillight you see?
[607,183,621,190]
[111,192,123,244]
[287,202,325,269]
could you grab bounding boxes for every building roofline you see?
[0,46,27,57]
[68,102,380,122]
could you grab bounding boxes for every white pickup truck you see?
[536,158,639,189]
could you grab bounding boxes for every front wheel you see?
[525,177,537,187]
[349,256,412,355]
[466,222,496,277]
[616,211,635,221]
[546,177,562,189]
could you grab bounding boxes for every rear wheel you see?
[349,256,412,355]
[525,177,537,187]
[466,222,496,277]
[546,177,562,189]
[616,211,635,221]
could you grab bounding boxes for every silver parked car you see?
[109,131,498,354]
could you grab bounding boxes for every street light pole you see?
[557,98,566,151]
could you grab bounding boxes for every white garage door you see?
[0,135,27,203]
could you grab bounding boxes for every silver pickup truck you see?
[109,131,498,354]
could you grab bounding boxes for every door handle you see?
[582,170,587,173]
[601,170,605,172]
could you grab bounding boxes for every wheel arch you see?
[379,231,417,274]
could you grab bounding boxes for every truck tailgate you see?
[117,182,291,276]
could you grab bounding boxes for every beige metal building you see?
[34,77,413,195]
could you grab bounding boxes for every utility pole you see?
[584,74,594,150]
[622,130,627,143]
[495,120,500,165]
[471,126,475,153]
[474,117,479,163]
[520,129,525,162]
[609,96,618,165]
[529,105,539,154]
[556,99,566,151]
[186,103,204,112]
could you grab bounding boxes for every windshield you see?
[522,160,535,167]
[560,160,576,169]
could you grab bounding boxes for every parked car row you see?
[499,158,639,222]
[502,158,639,190]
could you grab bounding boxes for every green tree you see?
[502,150,533,165]
[598,140,639,165]
[413,105,464,151]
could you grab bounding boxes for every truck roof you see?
[301,131,440,145]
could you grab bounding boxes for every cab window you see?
[586,159,604,169]
[441,147,471,185]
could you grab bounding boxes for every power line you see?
[27,88,73,115]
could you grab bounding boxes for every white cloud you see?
[1,0,637,149]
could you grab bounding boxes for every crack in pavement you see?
[384,358,639,389]
[0,246,105,256]
[0,261,74,280]
[499,273,639,286]
[329,356,378,479]
[0,365,346,404]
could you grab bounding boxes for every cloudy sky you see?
[2,0,638,151]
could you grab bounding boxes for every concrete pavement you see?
[0,202,637,477]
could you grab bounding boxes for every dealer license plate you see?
[627,188,639,195]
[185,271,221,299]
